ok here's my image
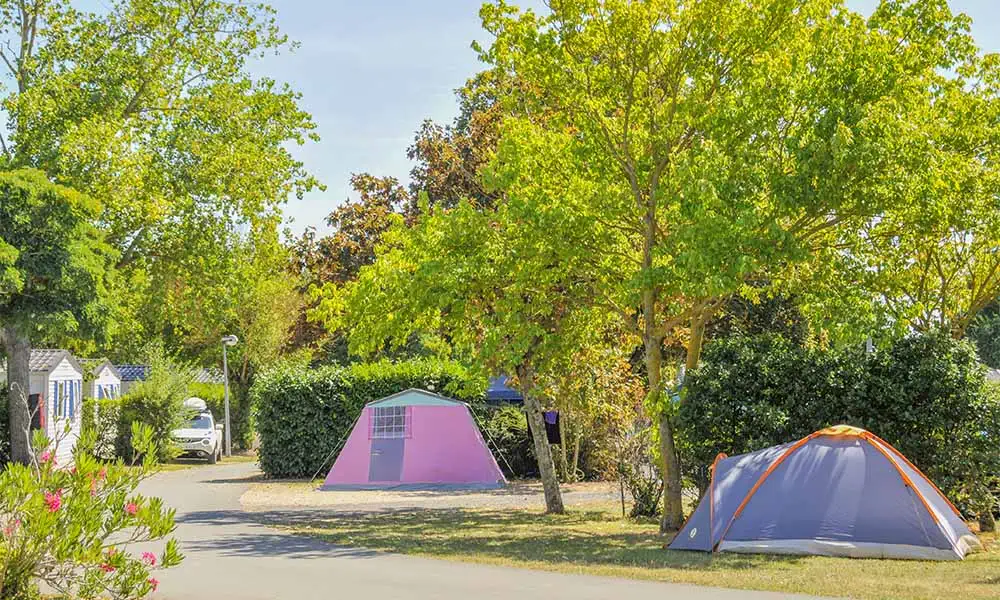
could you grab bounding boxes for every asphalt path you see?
[140,461,825,600]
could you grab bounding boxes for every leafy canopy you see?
[0,168,114,343]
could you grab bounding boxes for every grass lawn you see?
[286,504,999,600]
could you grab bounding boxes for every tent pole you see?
[474,409,517,478]
[310,411,363,484]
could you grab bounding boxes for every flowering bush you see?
[0,422,182,599]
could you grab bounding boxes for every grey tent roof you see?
[79,358,121,379]
[115,364,150,382]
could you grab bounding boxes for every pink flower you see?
[44,490,62,512]
[70,466,77,474]
[124,502,139,516]
[39,450,55,466]
[98,467,107,480]
[100,563,115,573]
[148,577,159,592]
[3,519,19,537]
[141,551,157,566]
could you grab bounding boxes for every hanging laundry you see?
[543,410,561,444]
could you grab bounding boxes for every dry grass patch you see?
[283,505,998,600]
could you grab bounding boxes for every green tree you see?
[0,0,319,358]
[478,0,977,530]
[968,302,1000,369]
[845,51,1000,342]
[0,169,114,464]
[314,195,610,513]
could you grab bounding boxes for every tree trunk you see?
[980,510,996,533]
[646,332,683,532]
[686,317,706,372]
[518,365,564,514]
[4,325,33,464]
[571,430,581,483]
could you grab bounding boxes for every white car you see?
[172,398,223,464]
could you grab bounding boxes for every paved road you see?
[141,462,823,600]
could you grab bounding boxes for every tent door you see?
[369,438,405,482]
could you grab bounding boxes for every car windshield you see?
[188,414,213,430]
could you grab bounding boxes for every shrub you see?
[680,330,1000,515]
[475,405,536,478]
[252,359,486,478]
[0,423,181,599]
[614,424,662,518]
[253,365,352,479]
[118,349,196,462]
[80,398,122,461]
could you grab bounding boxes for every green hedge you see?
[80,397,121,461]
[252,360,488,478]
[680,331,1000,515]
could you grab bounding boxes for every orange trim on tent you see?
[713,433,822,550]
[865,431,963,520]
[860,433,944,535]
[815,424,867,437]
[711,425,957,552]
[672,452,728,543]
[708,452,727,547]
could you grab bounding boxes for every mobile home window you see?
[55,381,67,418]
[369,406,411,439]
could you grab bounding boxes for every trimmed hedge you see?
[252,360,488,478]
[680,331,1000,515]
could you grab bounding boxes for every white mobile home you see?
[80,358,122,400]
[1,349,85,464]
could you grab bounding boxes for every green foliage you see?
[0,423,181,599]
[252,360,485,478]
[0,168,114,341]
[118,348,196,462]
[475,405,535,478]
[615,426,663,518]
[967,302,1000,370]
[680,331,1000,514]
[80,398,123,462]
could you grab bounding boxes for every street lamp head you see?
[221,335,239,346]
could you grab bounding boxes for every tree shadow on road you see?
[177,509,380,560]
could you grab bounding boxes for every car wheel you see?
[208,447,218,464]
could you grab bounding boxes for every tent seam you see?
[862,434,958,556]
[713,434,820,550]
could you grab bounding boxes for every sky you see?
[252,1,1000,235]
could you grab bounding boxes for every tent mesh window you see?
[369,406,412,439]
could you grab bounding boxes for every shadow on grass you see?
[279,507,806,572]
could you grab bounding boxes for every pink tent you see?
[321,389,507,491]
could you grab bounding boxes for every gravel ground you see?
[240,479,626,513]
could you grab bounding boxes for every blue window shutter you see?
[69,381,75,419]
[52,382,58,417]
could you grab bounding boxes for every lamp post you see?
[221,335,238,457]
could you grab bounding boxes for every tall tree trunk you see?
[518,364,564,514]
[647,329,683,532]
[4,325,32,464]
